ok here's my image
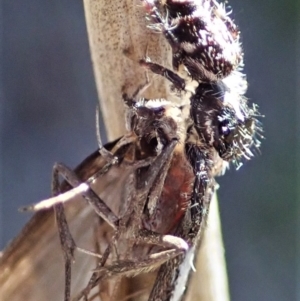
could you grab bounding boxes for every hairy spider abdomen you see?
[143,0,242,81]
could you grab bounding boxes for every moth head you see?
[125,98,189,155]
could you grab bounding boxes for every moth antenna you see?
[123,75,152,110]
[95,105,103,149]
[133,77,152,99]
[19,183,90,212]
[76,247,103,259]
[95,105,118,164]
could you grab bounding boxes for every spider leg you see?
[140,58,186,91]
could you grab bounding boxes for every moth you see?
[12,79,218,300]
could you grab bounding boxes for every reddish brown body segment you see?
[145,146,195,234]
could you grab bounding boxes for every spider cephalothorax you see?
[190,80,262,165]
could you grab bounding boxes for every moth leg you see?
[96,142,173,262]
[91,231,188,282]
[19,182,92,212]
[69,152,160,301]
[93,232,188,279]
[54,205,73,301]
[21,162,120,228]
[51,163,119,301]
[70,219,113,301]
[68,155,159,301]
[95,105,119,164]
[121,140,177,244]
[112,140,178,255]
[140,58,186,91]
[52,169,75,301]
[24,162,118,225]
[73,141,178,300]
[86,224,189,301]
[72,233,188,301]
[137,229,189,250]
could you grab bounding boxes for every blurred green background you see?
[1,0,297,300]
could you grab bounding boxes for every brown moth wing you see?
[0,203,96,301]
[0,139,135,301]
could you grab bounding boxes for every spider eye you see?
[215,105,259,162]
[218,107,238,138]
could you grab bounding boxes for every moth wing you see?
[0,201,96,300]
[0,141,136,301]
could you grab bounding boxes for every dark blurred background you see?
[1,1,297,301]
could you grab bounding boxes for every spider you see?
[141,0,262,168]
